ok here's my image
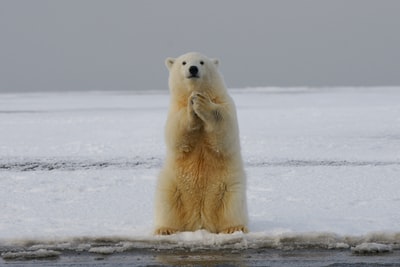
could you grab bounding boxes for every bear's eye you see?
[200,61,204,65]
[182,61,186,65]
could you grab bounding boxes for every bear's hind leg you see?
[214,182,248,234]
[154,176,186,235]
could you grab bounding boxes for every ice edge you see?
[1,230,400,258]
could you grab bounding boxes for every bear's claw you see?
[155,227,178,235]
[220,225,248,234]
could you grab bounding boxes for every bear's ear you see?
[165,57,175,70]
[212,58,219,67]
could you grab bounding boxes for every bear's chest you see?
[175,144,226,185]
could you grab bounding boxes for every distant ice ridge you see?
[2,157,399,172]
[0,157,162,171]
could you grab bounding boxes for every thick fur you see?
[154,52,248,235]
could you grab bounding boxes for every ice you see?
[1,87,400,254]
[351,243,393,254]
[1,249,60,260]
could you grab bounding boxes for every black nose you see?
[189,66,198,76]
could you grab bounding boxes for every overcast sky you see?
[1,0,399,92]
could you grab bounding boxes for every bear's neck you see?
[173,81,226,99]
[172,87,224,105]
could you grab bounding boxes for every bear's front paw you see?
[154,227,178,235]
[190,91,206,104]
[220,225,248,234]
[190,92,209,108]
[190,92,213,119]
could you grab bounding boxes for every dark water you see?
[2,249,399,267]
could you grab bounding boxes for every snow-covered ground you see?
[1,87,400,254]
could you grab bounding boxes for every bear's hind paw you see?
[220,225,248,234]
[154,227,178,235]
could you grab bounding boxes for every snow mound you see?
[88,246,125,255]
[351,243,393,255]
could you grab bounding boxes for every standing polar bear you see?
[154,52,248,235]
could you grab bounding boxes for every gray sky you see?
[1,0,399,92]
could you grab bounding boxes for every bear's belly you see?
[174,148,228,231]
[175,148,227,191]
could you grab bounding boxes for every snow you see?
[1,87,400,253]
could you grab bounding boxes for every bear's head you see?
[165,52,225,97]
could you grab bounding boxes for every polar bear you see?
[154,52,248,235]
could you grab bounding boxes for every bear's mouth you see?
[187,74,200,79]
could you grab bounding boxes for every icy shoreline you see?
[1,230,399,260]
